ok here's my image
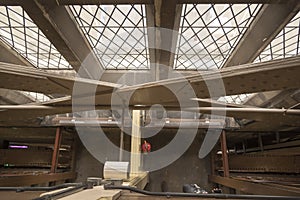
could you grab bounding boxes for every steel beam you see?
[0,40,34,67]
[1,56,300,126]
[0,89,34,104]
[185,107,300,123]
[145,4,156,79]
[22,0,103,79]
[3,54,299,101]
[223,2,300,68]
[0,61,121,96]
[209,175,300,196]
[51,127,63,173]
[122,55,300,105]
[146,0,182,80]
[220,130,229,177]
[101,70,197,84]
[0,172,76,187]
[0,37,36,105]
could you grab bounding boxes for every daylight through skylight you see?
[0,6,71,69]
[175,4,261,70]
[255,11,300,62]
[70,5,149,70]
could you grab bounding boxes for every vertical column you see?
[70,132,78,175]
[258,133,264,152]
[220,130,229,177]
[130,110,141,176]
[119,107,125,161]
[210,150,216,176]
[51,127,62,173]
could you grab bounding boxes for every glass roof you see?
[22,91,51,103]
[218,93,254,104]
[0,6,71,69]
[0,4,296,106]
[255,11,300,62]
[174,4,261,70]
[218,9,299,105]
[70,5,149,70]
[234,11,300,105]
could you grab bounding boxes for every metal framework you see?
[70,4,149,70]
[0,6,71,69]
[174,4,261,70]
[227,10,300,104]
[0,1,299,125]
[209,175,300,196]
[21,91,50,103]
[218,93,254,104]
[255,11,300,62]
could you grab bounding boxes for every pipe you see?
[104,185,300,200]
[0,183,84,192]
[187,107,300,115]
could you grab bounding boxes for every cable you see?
[104,184,300,200]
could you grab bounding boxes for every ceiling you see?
[0,0,299,136]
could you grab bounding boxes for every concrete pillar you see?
[130,110,142,176]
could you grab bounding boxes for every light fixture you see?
[9,145,28,149]
[205,118,209,124]
[134,104,146,107]
[165,118,170,124]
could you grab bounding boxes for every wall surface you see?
[75,128,213,192]
[75,128,131,182]
[75,139,104,182]
[145,130,212,192]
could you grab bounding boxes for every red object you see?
[142,141,151,153]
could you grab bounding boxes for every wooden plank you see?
[0,149,70,167]
[58,186,121,200]
[0,172,76,187]
[130,110,142,176]
[217,154,300,173]
[209,175,300,196]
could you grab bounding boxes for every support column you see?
[119,107,125,161]
[210,150,216,176]
[51,127,62,173]
[220,130,229,178]
[70,132,78,176]
[130,110,142,176]
[258,133,264,152]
